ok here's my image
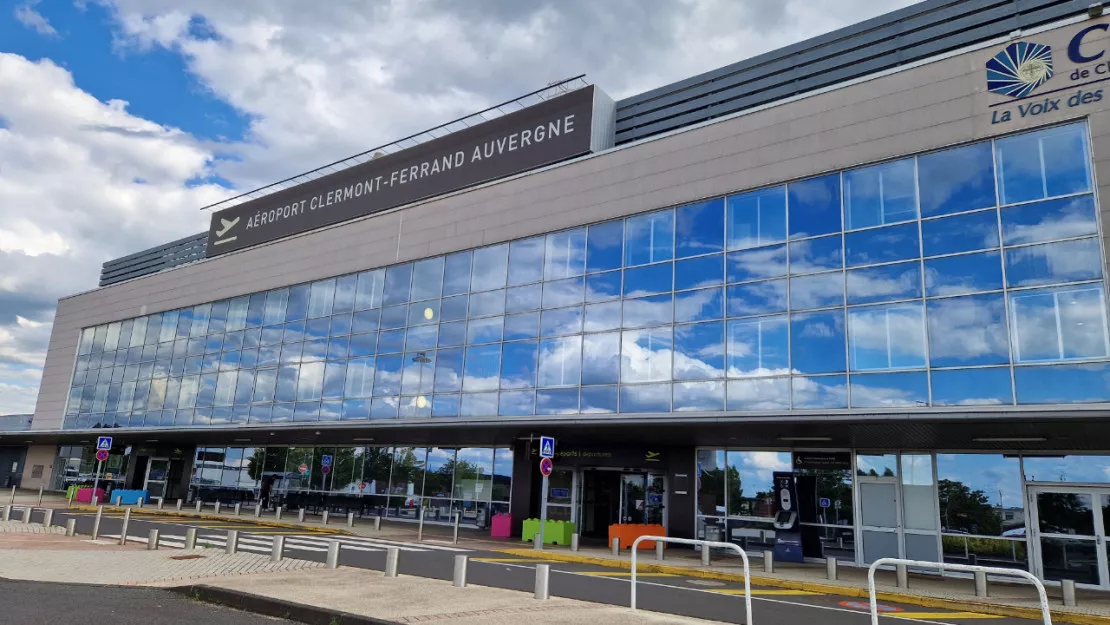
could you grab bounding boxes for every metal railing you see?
[867,558,1051,625]
[631,536,752,625]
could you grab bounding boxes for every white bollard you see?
[157,498,164,510]
[763,550,773,573]
[896,563,909,588]
[225,530,239,555]
[611,537,620,556]
[8,485,15,504]
[270,535,284,562]
[195,500,202,513]
[534,564,550,600]
[701,545,711,566]
[91,495,99,506]
[21,507,31,524]
[214,501,221,515]
[119,508,131,545]
[65,518,76,536]
[1062,579,1077,607]
[974,570,987,597]
[1,505,9,522]
[297,508,305,523]
[148,529,160,550]
[234,503,241,516]
[43,509,54,528]
[37,485,43,505]
[176,498,183,511]
[384,547,399,578]
[326,540,340,569]
[137,497,144,508]
[255,502,262,518]
[827,556,838,580]
[453,555,468,588]
[571,533,579,552]
[275,506,283,520]
[113,495,121,506]
[347,512,355,528]
[374,515,382,531]
[533,533,544,551]
[655,541,664,561]
[322,510,329,525]
[184,527,197,550]
[92,506,103,540]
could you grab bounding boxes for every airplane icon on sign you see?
[214,217,240,244]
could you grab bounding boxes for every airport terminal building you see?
[10,0,1110,588]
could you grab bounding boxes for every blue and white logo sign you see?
[539,436,555,459]
[819,497,831,509]
[321,454,333,467]
[987,41,1054,98]
[96,436,113,451]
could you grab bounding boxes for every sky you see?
[0,0,921,415]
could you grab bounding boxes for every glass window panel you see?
[851,371,929,408]
[505,312,540,340]
[382,264,413,306]
[623,262,672,298]
[405,325,438,351]
[348,332,378,357]
[676,198,725,258]
[380,305,407,330]
[464,345,501,391]
[789,174,841,239]
[143,313,161,344]
[296,361,323,401]
[931,368,1013,406]
[341,399,370,420]
[1001,195,1098,246]
[582,331,620,385]
[322,361,346,399]
[789,236,842,275]
[791,310,846,374]
[793,375,848,408]
[587,220,624,273]
[438,321,466,347]
[442,251,472,296]
[441,294,468,321]
[996,123,1091,204]
[727,377,788,410]
[621,327,672,383]
[432,395,460,417]
[620,383,672,413]
[352,309,380,334]
[285,285,310,322]
[726,280,787,317]
[919,142,997,217]
[845,223,920,267]
[499,390,535,416]
[461,392,498,417]
[936,454,1022,537]
[469,289,505,318]
[726,245,787,284]
[1015,363,1110,403]
[675,287,724,323]
[344,357,375,398]
[543,277,585,308]
[282,320,305,344]
[581,385,618,413]
[727,186,786,250]
[1011,285,1109,362]
[538,336,582,387]
[354,269,386,311]
[790,273,844,310]
[508,236,545,286]
[377,329,405,354]
[158,311,179,343]
[623,293,673,328]
[308,279,336,319]
[924,251,1004,297]
[402,351,436,396]
[848,303,926,371]
[373,354,402,396]
[467,316,503,344]
[927,293,1010,367]
[506,283,542,313]
[727,316,789,377]
[333,274,357,315]
[674,380,725,411]
[274,366,298,403]
[545,227,587,280]
[536,388,579,415]
[585,271,622,302]
[847,262,922,305]
[1005,238,1102,288]
[244,294,266,328]
[409,301,440,327]
[625,209,674,266]
[411,257,444,302]
[673,321,725,380]
[844,158,917,229]
[501,341,538,389]
[471,244,509,292]
[434,348,464,393]
[326,337,349,360]
[676,254,724,291]
[540,306,583,337]
[922,210,1000,257]
[584,301,621,332]
[307,318,332,340]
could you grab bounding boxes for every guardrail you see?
[631,536,752,625]
[867,558,1051,625]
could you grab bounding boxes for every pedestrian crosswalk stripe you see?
[890,613,1001,620]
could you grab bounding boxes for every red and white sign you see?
[298,463,309,474]
[358,482,368,491]
[95,449,109,462]
[539,457,553,477]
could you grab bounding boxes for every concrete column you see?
[92,506,103,540]
[42,509,54,528]
[347,512,355,527]
[896,563,909,588]
[322,510,329,525]
[417,508,425,541]
[453,512,460,544]
[655,541,665,561]
[137,498,144,508]
[974,571,988,597]
[700,546,711,566]
[570,534,579,552]
[453,555,468,588]
[21,507,31,524]
[374,515,381,531]
[255,502,262,518]
[826,557,838,580]
[1062,579,1077,607]
[118,508,131,545]
[611,537,620,556]
[1,505,9,522]
[65,519,76,536]
[533,533,543,551]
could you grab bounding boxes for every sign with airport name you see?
[987,19,1110,125]
[206,86,606,257]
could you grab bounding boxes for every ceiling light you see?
[234,438,251,443]
[972,437,1047,443]
[145,439,158,443]
[778,436,833,442]
[353,437,375,442]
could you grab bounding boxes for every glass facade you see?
[188,445,511,527]
[64,122,1110,428]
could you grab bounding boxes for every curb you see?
[496,549,1110,625]
[171,584,399,625]
[69,505,351,535]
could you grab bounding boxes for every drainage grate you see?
[169,554,206,560]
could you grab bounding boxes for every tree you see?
[938,478,1002,535]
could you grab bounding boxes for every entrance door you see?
[1030,486,1109,587]
[616,472,667,525]
[143,458,171,500]
[859,475,902,564]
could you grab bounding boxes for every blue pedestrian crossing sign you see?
[321,454,333,467]
[96,436,113,451]
[539,436,555,459]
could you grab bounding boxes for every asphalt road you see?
[25,507,1041,625]
[0,578,295,625]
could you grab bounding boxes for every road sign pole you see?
[539,473,549,548]
[91,459,103,503]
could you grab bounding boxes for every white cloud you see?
[15,0,58,37]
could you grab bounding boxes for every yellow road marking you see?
[891,613,1001,620]
[712,589,823,596]
[473,558,558,563]
[577,572,679,578]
